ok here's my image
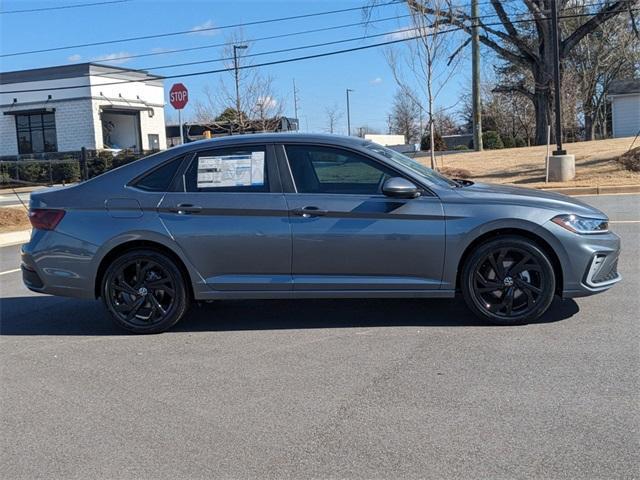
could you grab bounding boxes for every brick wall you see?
[0,113,18,156]
[55,100,97,151]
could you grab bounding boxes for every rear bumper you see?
[21,229,98,299]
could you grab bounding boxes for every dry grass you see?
[0,206,30,233]
[420,136,640,188]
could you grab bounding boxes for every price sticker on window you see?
[197,151,265,188]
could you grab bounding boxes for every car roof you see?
[173,132,370,153]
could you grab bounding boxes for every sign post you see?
[169,83,188,145]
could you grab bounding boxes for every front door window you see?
[284,145,396,195]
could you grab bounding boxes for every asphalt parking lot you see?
[1,194,638,479]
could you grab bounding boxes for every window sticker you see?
[197,151,265,188]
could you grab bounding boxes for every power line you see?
[0,0,405,58]
[71,12,415,65]
[94,2,633,76]
[124,26,428,73]
[2,8,636,95]
[8,0,617,63]
[0,0,130,15]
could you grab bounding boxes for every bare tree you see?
[383,0,463,168]
[567,14,639,140]
[433,107,461,135]
[389,89,420,143]
[393,0,635,145]
[192,30,284,134]
[325,104,344,134]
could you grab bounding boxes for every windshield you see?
[363,142,458,188]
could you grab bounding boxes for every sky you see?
[0,0,481,134]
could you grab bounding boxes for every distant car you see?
[22,134,621,333]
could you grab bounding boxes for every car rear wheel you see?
[461,236,556,325]
[102,249,189,333]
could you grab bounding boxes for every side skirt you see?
[194,289,457,301]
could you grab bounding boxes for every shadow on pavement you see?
[0,295,580,336]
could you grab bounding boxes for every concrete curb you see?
[539,184,640,196]
[0,229,30,248]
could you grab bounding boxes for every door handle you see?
[170,203,202,214]
[292,206,328,218]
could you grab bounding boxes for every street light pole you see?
[233,44,247,134]
[346,88,353,136]
[550,0,565,155]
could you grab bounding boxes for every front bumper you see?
[545,221,622,298]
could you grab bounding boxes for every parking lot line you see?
[0,268,21,276]
[610,220,640,224]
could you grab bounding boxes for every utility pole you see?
[550,0,565,155]
[346,88,353,136]
[292,78,299,130]
[471,0,483,151]
[233,44,247,134]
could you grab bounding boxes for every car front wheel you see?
[102,249,189,333]
[461,236,556,325]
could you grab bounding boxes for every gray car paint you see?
[22,133,621,302]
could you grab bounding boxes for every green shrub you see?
[514,137,527,147]
[421,131,448,151]
[500,135,515,149]
[483,130,504,149]
[17,163,48,184]
[52,161,80,183]
[452,144,469,151]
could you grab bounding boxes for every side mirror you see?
[382,177,420,199]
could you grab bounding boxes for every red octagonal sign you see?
[169,83,188,110]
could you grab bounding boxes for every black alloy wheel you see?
[461,236,556,325]
[102,250,189,333]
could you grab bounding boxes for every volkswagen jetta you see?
[22,134,621,333]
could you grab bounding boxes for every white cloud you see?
[67,54,82,62]
[189,19,217,36]
[257,96,277,109]
[369,77,383,85]
[92,52,132,65]
[387,26,425,41]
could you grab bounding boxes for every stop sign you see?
[169,83,188,110]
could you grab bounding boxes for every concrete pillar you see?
[548,154,575,182]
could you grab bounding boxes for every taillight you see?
[28,209,65,231]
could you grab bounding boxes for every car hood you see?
[452,182,607,218]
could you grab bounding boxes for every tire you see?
[101,249,190,333]
[460,236,556,325]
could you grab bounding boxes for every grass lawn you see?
[416,136,640,189]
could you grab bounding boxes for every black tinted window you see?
[135,156,183,191]
[184,146,268,193]
[285,145,396,195]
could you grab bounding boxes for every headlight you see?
[551,214,609,234]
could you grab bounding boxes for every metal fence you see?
[0,148,157,188]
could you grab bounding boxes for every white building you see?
[0,63,167,156]
[609,79,640,139]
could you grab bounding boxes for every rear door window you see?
[184,146,269,193]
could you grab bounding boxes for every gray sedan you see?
[21,133,621,333]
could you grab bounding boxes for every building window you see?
[15,112,58,154]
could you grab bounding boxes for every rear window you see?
[134,156,183,192]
